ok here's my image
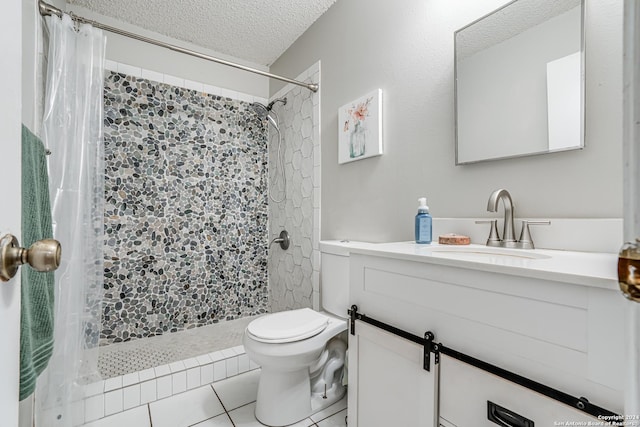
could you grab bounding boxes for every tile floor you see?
[80,369,347,427]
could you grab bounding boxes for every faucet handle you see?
[475,219,501,247]
[518,220,550,249]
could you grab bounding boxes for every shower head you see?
[250,102,270,119]
[250,102,280,130]
[250,97,287,118]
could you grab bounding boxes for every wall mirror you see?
[454,0,584,165]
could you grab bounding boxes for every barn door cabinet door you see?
[347,320,438,427]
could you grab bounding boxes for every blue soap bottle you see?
[415,197,432,244]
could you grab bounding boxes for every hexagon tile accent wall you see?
[268,62,321,312]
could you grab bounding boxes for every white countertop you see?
[320,240,619,290]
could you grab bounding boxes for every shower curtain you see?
[36,14,106,427]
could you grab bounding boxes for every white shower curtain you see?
[36,14,106,427]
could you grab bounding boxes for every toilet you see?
[243,242,353,426]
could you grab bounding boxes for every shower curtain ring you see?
[69,12,80,31]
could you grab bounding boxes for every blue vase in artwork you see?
[350,121,366,158]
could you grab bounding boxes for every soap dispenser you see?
[415,197,432,244]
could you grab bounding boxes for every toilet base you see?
[254,367,346,426]
[310,383,346,414]
[255,367,310,426]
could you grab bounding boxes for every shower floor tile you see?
[98,316,258,379]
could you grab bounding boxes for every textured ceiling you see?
[456,0,580,60]
[65,0,338,66]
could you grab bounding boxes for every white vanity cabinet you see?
[345,244,624,426]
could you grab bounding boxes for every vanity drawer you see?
[439,355,603,427]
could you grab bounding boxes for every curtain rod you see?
[38,0,319,93]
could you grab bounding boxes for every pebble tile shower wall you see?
[100,71,270,345]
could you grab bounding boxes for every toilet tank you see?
[320,241,366,318]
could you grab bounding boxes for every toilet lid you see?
[247,308,329,343]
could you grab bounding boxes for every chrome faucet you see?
[477,189,550,249]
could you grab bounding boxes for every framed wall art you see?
[338,89,383,164]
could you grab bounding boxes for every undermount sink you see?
[429,246,551,261]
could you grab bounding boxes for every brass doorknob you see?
[0,234,61,282]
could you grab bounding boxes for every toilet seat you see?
[247,308,329,344]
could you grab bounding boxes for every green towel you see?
[20,125,55,401]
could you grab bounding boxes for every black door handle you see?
[487,401,534,427]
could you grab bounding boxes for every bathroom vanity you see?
[342,242,623,426]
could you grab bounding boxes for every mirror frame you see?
[454,0,586,165]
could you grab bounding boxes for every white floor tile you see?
[309,395,347,423]
[81,405,150,427]
[212,369,260,411]
[190,413,235,427]
[148,385,225,427]
[228,403,315,427]
[316,409,347,427]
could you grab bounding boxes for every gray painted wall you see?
[270,0,623,243]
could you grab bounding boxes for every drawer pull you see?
[487,401,534,427]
